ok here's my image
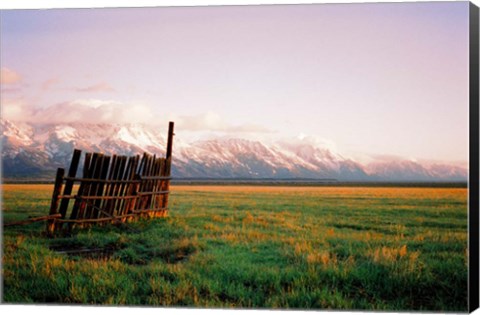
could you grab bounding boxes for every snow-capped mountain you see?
[0,120,468,181]
[364,160,468,182]
[171,138,369,180]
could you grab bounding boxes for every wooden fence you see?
[45,122,174,235]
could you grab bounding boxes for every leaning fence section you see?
[45,122,174,235]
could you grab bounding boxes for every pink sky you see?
[0,2,470,164]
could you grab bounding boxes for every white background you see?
[0,1,479,315]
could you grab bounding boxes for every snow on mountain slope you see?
[365,160,468,181]
[1,120,34,149]
[0,119,468,181]
[115,124,165,150]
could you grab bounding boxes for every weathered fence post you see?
[56,149,81,230]
[47,168,65,236]
[126,174,141,221]
[68,153,93,232]
[166,121,174,162]
[159,121,174,217]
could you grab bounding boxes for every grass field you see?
[1,184,468,311]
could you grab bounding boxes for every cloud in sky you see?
[277,133,339,154]
[41,77,60,91]
[1,100,272,136]
[75,82,115,93]
[173,111,274,134]
[0,67,22,85]
[40,78,114,93]
[2,99,155,125]
[1,99,29,121]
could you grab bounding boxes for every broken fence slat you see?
[57,149,82,228]
[104,154,122,217]
[92,155,111,219]
[139,175,172,180]
[137,191,169,196]
[85,153,105,219]
[110,156,128,216]
[125,156,141,215]
[56,213,136,223]
[46,168,65,235]
[117,156,135,216]
[69,152,94,227]
[59,195,140,200]
[132,207,168,214]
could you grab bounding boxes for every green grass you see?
[2,185,468,310]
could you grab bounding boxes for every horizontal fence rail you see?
[43,122,174,236]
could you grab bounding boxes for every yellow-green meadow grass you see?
[2,184,468,310]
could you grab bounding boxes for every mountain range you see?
[0,120,468,182]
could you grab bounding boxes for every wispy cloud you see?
[173,112,274,134]
[277,133,339,154]
[1,98,30,121]
[1,99,155,125]
[1,67,22,85]
[74,82,115,93]
[2,101,274,138]
[41,77,60,91]
[0,87,22,94]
